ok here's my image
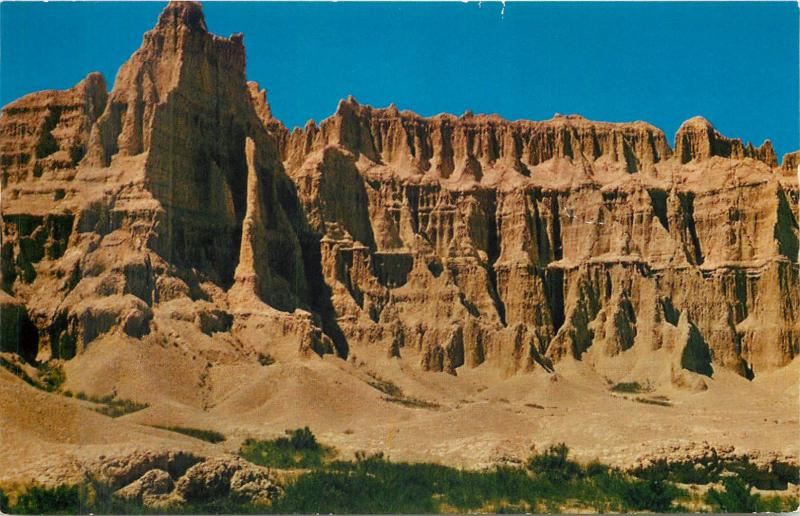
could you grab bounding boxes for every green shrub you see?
[368,378,403,397]
[727,458,799,490]
[0,356,40,388]
[240,427,329,469]
[289,426,319,451]
[631,456,796,489]
[634,396,673,407]
[151,425,225,443]
[0,489,9,512]
[757,494,799,512]
[73,392,148,418]
[526,443,582,482]
[38,363,66,392]
[93,397,148,418]
[706,477,761,513]
[611,382,645,393]
[257,353,274,366]
[13,485,81,514]
[584,460,609,477]
[621,477,681,512]
[382,396,440,409]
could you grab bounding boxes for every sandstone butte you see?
[0,1,799,489]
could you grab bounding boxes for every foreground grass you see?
[2,433,797,514]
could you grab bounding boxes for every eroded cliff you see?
[1,1,798,395]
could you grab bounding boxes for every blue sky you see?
[2,2,798,158]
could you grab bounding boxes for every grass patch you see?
[8,485,81,514]
[240,427,331,469]
[257,353,274,366]
[38,363,66,392]
[382,396,440,409]
[367,374,403,397]
[365,372,439,409]
[611,381,649,393]
[634,396,673,407]
[0,356,40,389]
[0,357,65,393]
[151,425,225,443]
[75,392,149,418]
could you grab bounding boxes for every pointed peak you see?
[675,116,776,166]
[157,1,207,33]
[780,150,800,173]
[77,72,108,102]
[81,71,107,88]
[335,95,361,116]
[679,116,714,130]
[247,81,273,121]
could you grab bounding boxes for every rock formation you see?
[1,1,798,395]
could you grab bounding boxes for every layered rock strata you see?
[1,1,798,387]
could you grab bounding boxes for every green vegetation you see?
[267,445,688,513]
[703,477,797,513]
[610,381,648,393]
[382,395,440,409]
[240,427,331,469]
[0,359,147,418]
[3,431,797,514]
[366,374,403,397]
[632,456,799,489]
[0,356,40,388]
[0,357,65,392]
[365,372,440,409]
[11,485,81,514]
[151,425,226,443]
[74,392,149,418]
[633,396,673,407]
[705,477,761,512]
[38,363,66,392]
[257,353,275,366]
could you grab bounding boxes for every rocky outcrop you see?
[1,1,797,388]
[0,72,107,185]
[281,97,799,377]
[675,116,777,165]
[1,1,323,366]
[110,455,281,509]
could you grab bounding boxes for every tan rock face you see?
[281,97,799,377]
[0,72,107,184]
[0,1,798,386]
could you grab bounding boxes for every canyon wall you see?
[1,1,798,387]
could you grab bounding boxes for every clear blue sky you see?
[2,2,798,158]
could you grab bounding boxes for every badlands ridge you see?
[0,1,798,485]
